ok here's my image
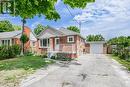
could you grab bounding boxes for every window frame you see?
[39,38,50,48]
[67,36,75,43]
[0,39,11,46]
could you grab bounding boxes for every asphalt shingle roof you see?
[0,30,21,39]
[58,28,80,36]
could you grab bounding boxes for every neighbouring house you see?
[0,26,37,53]
[37,27,86,58]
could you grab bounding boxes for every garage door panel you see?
[90,43,103,54]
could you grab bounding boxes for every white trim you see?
[67,36,74,43]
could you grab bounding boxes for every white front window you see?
[40,38,50,48]
[1,39,11,46]
[67,36,74,43]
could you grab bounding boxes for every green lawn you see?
[110,55,130,71]
[0,56,53,87]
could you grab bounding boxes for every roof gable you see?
[38,27,64,38]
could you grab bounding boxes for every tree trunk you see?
[20,18,25,56]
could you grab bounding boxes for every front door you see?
[55,38,60,51]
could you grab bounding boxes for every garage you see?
[86,41,106,54]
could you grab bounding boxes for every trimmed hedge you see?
[0,45,21,59]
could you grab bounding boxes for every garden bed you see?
[0,56,53,87]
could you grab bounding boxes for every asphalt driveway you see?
[21,54,130,87]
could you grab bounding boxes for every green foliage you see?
[0,20,14,32]
[86,34,105,41]
[7,0,95,20]
[20,34,29,44]
[108,36,130,60]
[11,0,60,20]
[63,0,95,9]
[13,25,22,30]
[0,45,21,59]
[24,51,33,56]
[34,24,48,35]
[108,36,130,47]
[12,45,21,55]
[67,26,80,33]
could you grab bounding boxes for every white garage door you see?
[90,43,103,54]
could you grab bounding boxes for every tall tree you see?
[34,24,48,35]
[20,34,29,54]
[0,20,14,32]
[86,34,105,41]
[3,0,95,55]
[67,26,80,33]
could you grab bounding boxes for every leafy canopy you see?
[13,25,22,30]
[108,36,130,47]
[0,20,14,32]
[86,34,105,41]
[8,0,95,20]
[34,24,48,35]
[64,0,95,9]
[67,26,80,33]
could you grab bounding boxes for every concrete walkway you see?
[20,54,130,87]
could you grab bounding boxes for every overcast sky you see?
[0,0,130,39]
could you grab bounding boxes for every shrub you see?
[108,36,130,60]
[42,54,48,58]
[25,51,33,56]
[51,56,56,59]
[12,45,21,55]
[0,45,21,59]
[55,53,72,61]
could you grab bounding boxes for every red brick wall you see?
[85,43,90,53]
[13,26,32,52]
[36,35,86,58]
[76,36,86,56]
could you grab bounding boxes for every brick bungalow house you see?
[36,27,86,58]
[0,26,37,53]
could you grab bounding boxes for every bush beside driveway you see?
[0,56,54,87]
